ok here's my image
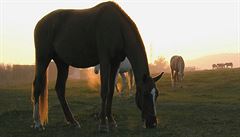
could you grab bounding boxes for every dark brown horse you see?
[225,62,233,68]
[32,1,164,132]
[212,64,217,69]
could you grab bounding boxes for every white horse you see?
[94,57,134,96]
[170,55,185,88]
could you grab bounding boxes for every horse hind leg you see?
[128,70,134,96]
[120,72,127,96]
[175,72,179,87]
[54,58,80,128]
[32,57,51,129]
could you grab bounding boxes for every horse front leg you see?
[99,63,111,132]
[106,62,120,128]
[171,69,175,88]
[54,58,80,128]
[176,71,180,87]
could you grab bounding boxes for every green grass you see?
[0,68,240,137]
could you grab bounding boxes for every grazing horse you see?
[170,55,185,88]
[94,57,134,96]
[225,62,233,68]
[217,63,225,69]
[212,64,217,69]
[32,1,164,132]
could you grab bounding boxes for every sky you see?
[0,0,239,65]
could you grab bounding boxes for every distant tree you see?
[149,57,169,75]
[0,64,34,86]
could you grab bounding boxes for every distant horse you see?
[170,55,185,88]
[32,1,164,132]
[217,63,225,69]
[225,62,233,68]
[212,64,217,69]
[94,57,134,96]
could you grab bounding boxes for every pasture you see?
[0,68,240,137]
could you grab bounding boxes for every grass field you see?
[0,68,240,137]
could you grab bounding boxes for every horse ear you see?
[153,72,164,82]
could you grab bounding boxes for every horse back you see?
[34,2,127,68]
[170,56,185,72]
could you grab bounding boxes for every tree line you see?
[0,57,169,87]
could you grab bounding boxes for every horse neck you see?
[178,62,183,73]
[126,44,150,86]
[121,17,150,86]
[178,58,185,73]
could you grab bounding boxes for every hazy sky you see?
[0,0,239,65]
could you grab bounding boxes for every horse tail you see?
[39,68,49,125]
[31,67,49,126]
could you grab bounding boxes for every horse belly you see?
[49,10,99,68]
[54,37,99,68]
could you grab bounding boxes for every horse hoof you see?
[72,123,81,128]
[67,121,81,128]
[98,124,109,133]
[31,124,45,131]
[73,120,81,128]
[109,121,117,128]
[74,123,81,128]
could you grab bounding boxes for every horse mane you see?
[96,2,146,56]
[109,2,145,50]
[106,2,150,77]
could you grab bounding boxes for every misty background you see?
[0,52,239,87]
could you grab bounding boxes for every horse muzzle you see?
[145,116,157,128]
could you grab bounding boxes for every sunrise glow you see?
[0,0,239,66]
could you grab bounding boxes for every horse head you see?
[135,72,164,128]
